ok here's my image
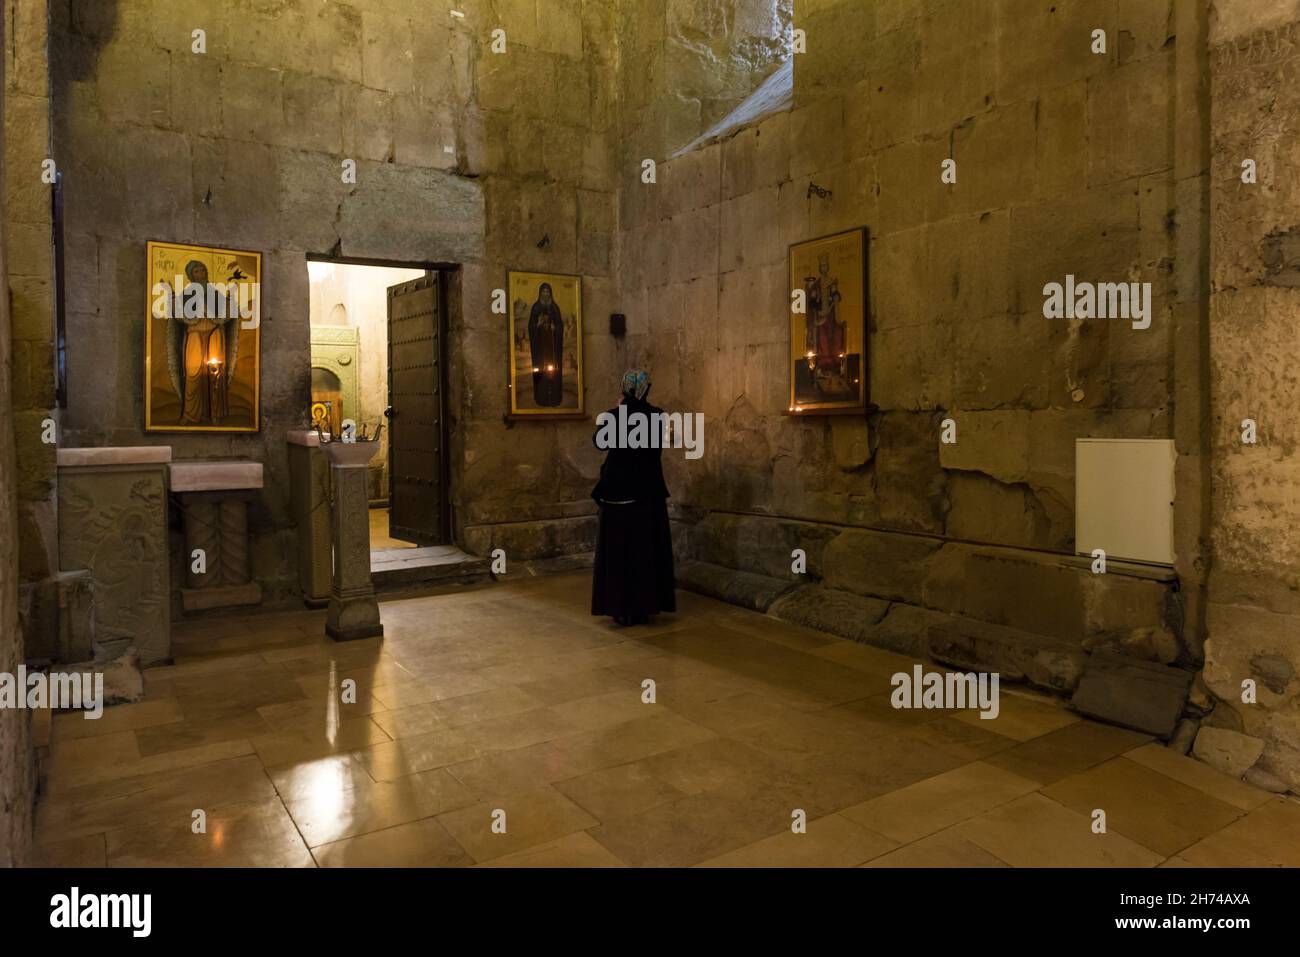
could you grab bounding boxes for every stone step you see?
[371,546,492,591]
[511,552,595,577]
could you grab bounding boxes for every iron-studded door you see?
[386,274,447,545]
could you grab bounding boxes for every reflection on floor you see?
[33,572,1300,867]
[370,507,417,550]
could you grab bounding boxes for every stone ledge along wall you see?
[1204,4,1300,791]
[47,0,624,619]
[616,0,1215,740]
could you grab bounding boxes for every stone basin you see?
[169,460,264,492]
[321,439,381,467]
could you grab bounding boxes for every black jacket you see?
[591,397,671,503]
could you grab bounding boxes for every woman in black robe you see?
[591,369,677,625]
[528,283,564,407]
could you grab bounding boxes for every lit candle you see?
[208,357,222,421]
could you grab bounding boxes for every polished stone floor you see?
[33,572,1300,867]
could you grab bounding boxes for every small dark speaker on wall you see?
[610,313,626,337]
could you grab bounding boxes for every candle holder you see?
[207,357,224,423]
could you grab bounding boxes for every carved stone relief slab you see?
[57,464,171,665]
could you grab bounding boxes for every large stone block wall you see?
[617,0,794,163]
[48,0,626,607]
[1204,4,1300,789]
[5,0,60,659]
[615,0,1209,708]
[0,3,35,869]
[460,0,622,556]
[621,0,1183,543]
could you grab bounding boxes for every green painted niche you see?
[310,326,360,433]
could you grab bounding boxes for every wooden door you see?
[386,274,446,545]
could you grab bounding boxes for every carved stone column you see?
[287,431,331,607]
[323,440,383,641]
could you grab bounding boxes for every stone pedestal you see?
[287,431,332,608]
[56,447,172,665]
[169,461,264,612]
[323,441,384,641]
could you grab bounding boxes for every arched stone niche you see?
[310,326,360,435]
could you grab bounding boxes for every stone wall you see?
[47,0,626,615]
[616,0,1210,710]
[617,0,793,164]
[0,4,35,869]
[1203,3,1300,790]
[6,0,60,661]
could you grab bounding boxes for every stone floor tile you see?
[283,769,475,847]
[697,813,898,867]
[350,727,482,781]
[106,798,315,867]
[955,793,1165,867]
[39,755,279,841]
[553,757,693,821]
[32,833,108,868]
[864,828,1010,867]
[313,818,474,867]
[586,792,787,867]
[476,832,627,867]
[951,689,1080,741]
[1123,742,1274,812]
[436,786,600,862]
[1042,756,1245,857]
[985,720,1152,785]
[1175,798,1300,867]
[840,761,1040,843]
[52,698,183,741]
[250,716,392,767]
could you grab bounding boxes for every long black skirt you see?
[591,499,676,622]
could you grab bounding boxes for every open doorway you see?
[307,259,450,557]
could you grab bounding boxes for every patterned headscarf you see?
[621,368,650,401]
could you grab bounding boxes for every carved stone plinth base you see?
[56,454,171,665]
[325,596,384,641]
[182,581,263,613]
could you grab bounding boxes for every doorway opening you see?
[307,258,454,566]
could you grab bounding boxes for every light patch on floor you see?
[370,507,417,550]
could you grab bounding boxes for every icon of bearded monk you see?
[165,259,240,425]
